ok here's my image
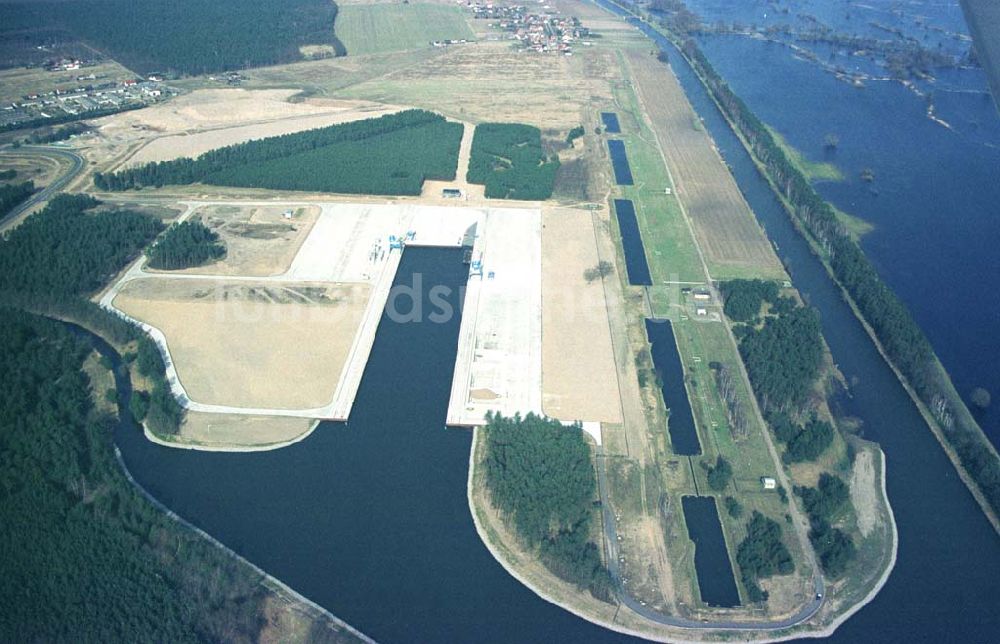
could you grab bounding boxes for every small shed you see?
[442,188,462,199]
[761,476,777,490]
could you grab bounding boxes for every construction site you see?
[102,198,619,446]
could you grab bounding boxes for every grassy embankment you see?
[634,10,998,534]
[766,128,873,239]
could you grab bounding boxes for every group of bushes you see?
[467,123,560,200]
[95,110,463,197]
[735,511,794,602]
[2,0,343,76]
[482,412,611,600]
[146,220,225,270]
[796,474,856,577]
[768,411,835,464]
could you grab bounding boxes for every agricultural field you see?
[339,40,618,129]
[336,1,475,55]
[625,48,786,281]
[114,278,370,409]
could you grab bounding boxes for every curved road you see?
[0,145,86,228]
[595,451,823,633]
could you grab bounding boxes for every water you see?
[112,3,1000,640]
[645,318,701,455]
[695,32,1000,451]
[642,17,1000,641]
[607,139,635,185]
[612,199,653,285]
[114,248,638,644]
[681,496,741,608]
[601,112,622,133]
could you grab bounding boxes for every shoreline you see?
[615,1,1000,537]
[465,427,899,643]
[142,418,321,453]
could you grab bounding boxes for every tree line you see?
[0,180,34,218]
[680,34,1000,519]
[146,220,225,270]
[0,194,183,435]
[96,110,462,197]
[467,123,560,200]
[482,412,611,600]
[0,310,280,641]
[5,0,343,76]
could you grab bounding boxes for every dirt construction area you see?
[625,49,786,280]
[158,204,321,277]
[114,278,370,409]
[540,207,622,424]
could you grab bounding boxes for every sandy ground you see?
[175,411,315,449]
[114,279,371,409]
[850,447,879,538]
[625,50,786,280]
[154,204,321,277]
[86,89,395,175]
[540,207,622,423]
[124,103,399,166]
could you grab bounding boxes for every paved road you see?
[595,450,823,632]
[0,145,86,228]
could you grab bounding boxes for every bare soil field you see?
[124,103,399,166]
[175,411,315,449]
[0,150,73,190]
[153,204,321,277]
[340,41,619,129]
[114,278,371,409]
[850,445,880,538]
[625,50,786,280]
[85,89,394,174]
[541,207,622,423]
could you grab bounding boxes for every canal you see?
[609,6,1000,641]
[113,248,639,644]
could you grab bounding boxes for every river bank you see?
[611,0,999,535]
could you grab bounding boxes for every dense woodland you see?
[0,169,17,180]
[719,278,778,322]
[96,110,462,196]
[147,220,225,270]
[0,311,267,641]
[467,123,560,200]
[0,194,182,435]
[681,34,1000,518]
[0,180,34,218]
[482,413,610,599]
[2,0,342,75]
[732,298,823,414]
[735,511,794,602]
